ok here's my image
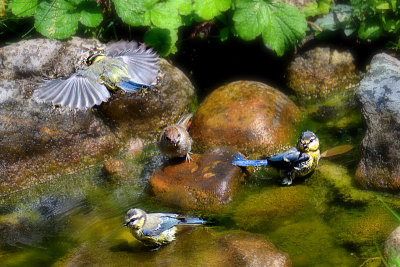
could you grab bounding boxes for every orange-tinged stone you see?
[190,81,301,156]
[149,149,244,211]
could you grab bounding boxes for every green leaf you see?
[9,0,37,17]
[144,27,178,56]
[79,1,103,27]
[150,2,181,29]
[34,0,79,39]
[302,0,332,17]
[261,3,307,56]
[194,0,231,20]
[233,1,307,56]
[358,19,382,39]
[169,0,192,15]
[233,0,266,40]
[113,0,157,26]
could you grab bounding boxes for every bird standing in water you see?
[34,41,159,109]
[232,131,321,185]
[158,113,193,161]
[123,208,206,247]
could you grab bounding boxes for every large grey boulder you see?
[355,53,400,191]
[0,37,195,195]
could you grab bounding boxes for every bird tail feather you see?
[178,217,207,225]
[232,154,269,167]
[119,80,151,92]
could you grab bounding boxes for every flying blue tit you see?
[158,113,193,161]
[33,41,159,109]
[123,208,206,247]
[232,131,321,185]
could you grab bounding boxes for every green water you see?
[1,90,399,267]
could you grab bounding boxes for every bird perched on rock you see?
[34,41,159,109]
[158,113,193,161]
[232,131,320,185]
[123,208,206,247]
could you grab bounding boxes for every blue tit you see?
[158,113,193,161]
[232,131,321,185]
[33,41,159,109]
[123,208,206,247]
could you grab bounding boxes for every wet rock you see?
[331,205,398,257]
[234,186,314,231]
[103,158,130,182]
[190,81,301,156]
[269,219,358,266]
[307,162,373,205]
[126,138,144,157]
[384,226,400,266]
[55,228,291,267]
[219,231,292,267]
[287,47,360,99]
[0,38,194,195]
[97,58,195,140]
[149,148,244,211]
[355,53,400,192]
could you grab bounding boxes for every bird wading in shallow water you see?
[123,208,206,247]
[33,41,159,109]
[232,131,321,185]
[158,113,194,161]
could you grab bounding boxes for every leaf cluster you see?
[3,0,309,56]
[314,0,400,49]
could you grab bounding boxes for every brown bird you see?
[158,113,193,161]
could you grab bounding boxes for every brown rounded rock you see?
[149,148,244,211]
[287,47,360,99]
[219,231,292,267]
[190,81,301,156]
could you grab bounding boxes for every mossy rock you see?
[268,219,359,267]
[306,161,374,205]
[233,185,314,232]
[330,205,398,257]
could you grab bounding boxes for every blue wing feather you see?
[119,80,151,92]
[232,154,269,167]
[143,216,180,237]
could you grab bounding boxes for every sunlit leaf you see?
[34,0,78,39]
[169,0,192,15]
[150,2,181,29]
[113,0,157,26]
[79,1,103,27]
[9,0,37,17]
[194,0,231,20]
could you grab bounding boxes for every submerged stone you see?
[269,219,359,266]
[287,47,360,99]
[355,53,400,192]
[330,205,398,257]
[190,81,301,156]
[149,148,244,211]
[233,186,314,232]
[55,228,291,267]
[219,231,292,267]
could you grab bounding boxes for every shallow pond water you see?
[1,86,399,267]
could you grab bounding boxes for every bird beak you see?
[122,222,128,226]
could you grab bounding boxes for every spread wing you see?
[105,41,159,85]
[34,71,110,109]
[142,216,180,237]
